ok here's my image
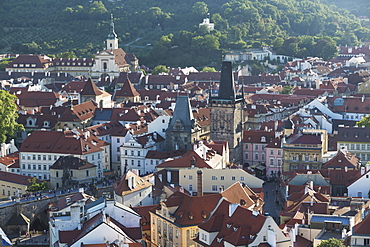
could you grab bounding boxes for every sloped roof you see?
[322,150,358,169]
[80,78,103,96]
[50,156,96,170]
[113,171,152,196]
[199,200,266,247]
[0,171,33,186]
[20,130,104,155]
[161,191,221,226]
[353,212,370,235]
[114,76,140,99]
[156,150,212,169]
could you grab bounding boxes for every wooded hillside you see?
[1,0,369,69]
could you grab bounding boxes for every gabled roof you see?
[80,78,103,96]
[58,100,97,122]
[20,130,104,155]
[6,54,50,69]
[50,156,96,170]
[156,150,212,169]
[160,191,221,226]
[198,200,266,247]
[353,212,370,235]
[0,171,33,186]
[322,150,358,169]
[114,76,140,99]
[113,171,152,196]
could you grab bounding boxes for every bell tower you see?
[210,61,244,164]
[106,14,118,50]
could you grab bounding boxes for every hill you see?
[1,0,370,69]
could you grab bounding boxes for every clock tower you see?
[210,61,244,164]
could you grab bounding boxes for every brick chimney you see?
[197,170,203,196]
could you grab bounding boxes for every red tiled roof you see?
[243,130,276,143]
[80,78,103,96]
[0,152,19,167]
[0,171,33,186]
[114,77,140,99]
[20,130,104,155]
[6,54,50,69]
[353,212,370,235]
[199,200,266,247]
[15,91,59,108]
[58,100,97,122]
[156,150,212,169]
[322,151,358,169]
[161,191,221,226]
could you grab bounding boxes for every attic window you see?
[233,226,239,232]
[226,223,232,229]
[217,238,223,243]
[188,212,194,220]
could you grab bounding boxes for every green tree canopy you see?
[152,65,169,75]
[357,115,370,127]
[317,238,345,247]
[202,66,217,72]
[281,85,294,94]
[26,177,48,192]
[192,2,208,17]
[0,90,24,143]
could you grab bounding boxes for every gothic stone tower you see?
[210,61,244,164]
[165,94,201,151]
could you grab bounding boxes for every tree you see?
[192,2,208,17]
[26,177,48,192]
[152,65,169,75]
[0,58,14,71]
[317,238,345,247]
[202,67,217,72]
[357,115,370,127]
[0,90,24,143]
[281,85,294,94]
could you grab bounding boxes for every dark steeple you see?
[166,94,195,133]
[217,61,236,101]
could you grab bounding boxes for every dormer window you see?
[226,223,232,229]
[43,121,49,127]
[25,64,30,67]
[217,237,223,243]
[13,64,18,67]
[261,136,266,142]
[19,64,24,67]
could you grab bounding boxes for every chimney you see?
[361,166,365,175]
[345,166,348,172]
[362,95,365,103]
[304,184,309,194]
[309,180,313,190]
[310,196,314,207]
[197,170,203,196]
[229,203,238,217]
[203,147,207,161]
[167,170,171,183]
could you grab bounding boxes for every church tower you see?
[165,94,201,151]
[210,61,244,164]
[107,14,118,50]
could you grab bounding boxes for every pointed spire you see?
[80,78,103,96]
[115,76,140,97]
[167,94,195,132]
[107,14,117,40]
[218,61,236,101]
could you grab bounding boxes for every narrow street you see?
[263,181,284,224]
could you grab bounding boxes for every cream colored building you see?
[0,171,33,199]
[179,168,264,194]
[49,156,97,189]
